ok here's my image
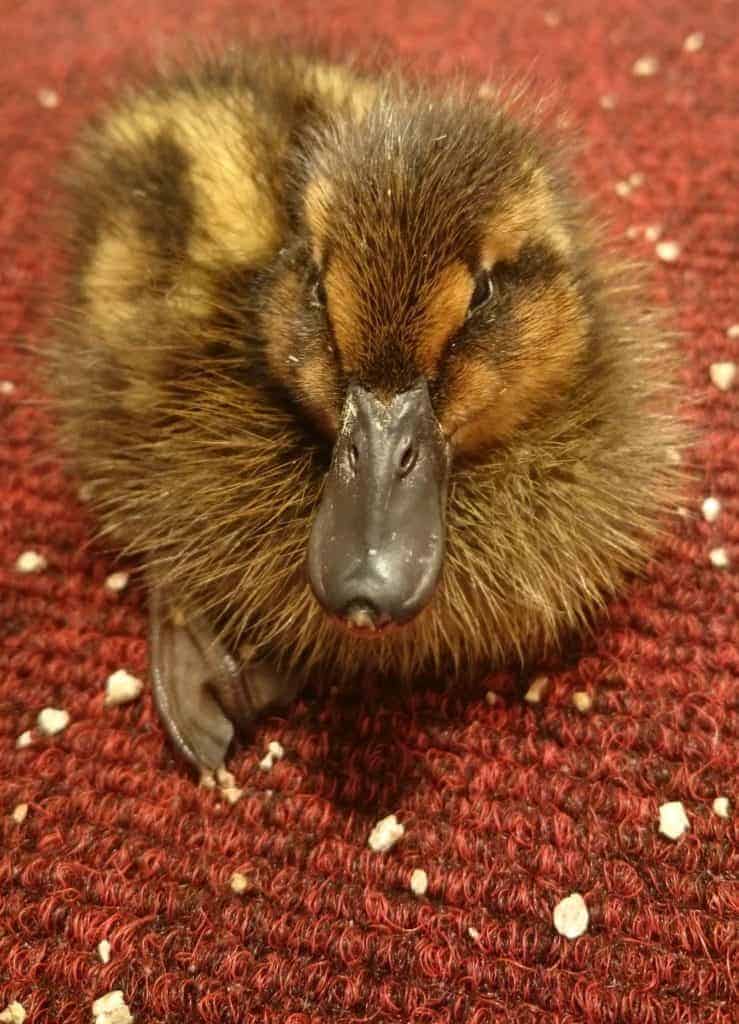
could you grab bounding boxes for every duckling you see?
[49,49,685,773]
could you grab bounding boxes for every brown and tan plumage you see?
[49,48,686,773]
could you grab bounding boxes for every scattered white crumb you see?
[524,675,549,704]
[368,814,405,852]
[629,171,644,188]
[572,691,592,713]
[410,868,428,896]
[37,707,70,736]
[11,803,28,824]
[16,730,33,749]
[658,800,690,840]
[91,990,133,1024]
[644,224,662,242]
[467,927,481,940]
[104,571,129,593]
[37,87,59,108]
[0,380,15,395]
[614,180,632,198]
[709,547,729,569]
[633,55,659,77]
[553,893,589,938]
[599,94,616,110]
[105,669,143,706]
[625,225,641,240]
[199,769,216,789]
[221,786,244,805]
[543,10,561,27]
[0,1003,26,1024]
[485,690,499,706]
[712,796,730,819]
[15,550,47,573]
[98,939,112,964]
[709,361,736,391]
[258,740,285,771]
[701,497,721,523]
[683,31,704,53]
[230,871,249,893]
[656,240,680,262]
[676,506,689,518]
[726,324,739,339]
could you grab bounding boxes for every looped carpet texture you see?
[0,1,737,1022]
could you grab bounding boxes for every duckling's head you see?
[263,91,590,636]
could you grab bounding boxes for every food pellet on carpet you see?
[36,707,70,736]
[658,800,690,839]
[98,939,111,964]
[599,93,616,109]
[11,803,28,824]
[15,730,32,749]
[553,893,589,938]
[36,87,59,108]
[0,1002,26,1024]
[572,691,592,713]
[221,786,244,805]
[15,550,47,573]
[632,55,659,76]
[485,690,499,705]
[92,990,133,1024]
[614,180,632,197]
[644,223,662,241]
[199,769,216,789]
[709,361,736,390]
[656,240,680,262]
[683,31,704,52]
[524,675,549,703]
[712,796,730,818]
[726,324,739,339]
[368,814,405,852]
[701,496,721,522]
[0,380,15,395]
[410,868,428,895]
[709,547,729,569]
[104,571,129,592]
[468,927,481,940]
[629,171,644,187]
[230,871,249,894]
[105,669,143,706]
[259,739,285,771]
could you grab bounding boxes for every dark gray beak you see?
[307,380,450,633]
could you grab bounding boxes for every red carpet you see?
[1,2,737,1022]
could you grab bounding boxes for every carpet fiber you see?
[0,1,737,1022]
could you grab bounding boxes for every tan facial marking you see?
[483,167,571,265]
[304,176,334,266]
[324,258,363,368]
[416,261,475,377]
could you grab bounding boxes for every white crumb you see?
[98,939,112,964]
[410,868,428,895]
[553,893,589,938]
[709,547,729,569]
[91,990,133,1024]
[105,669,143,706]
[599,94,616,110]
[676,506,689,518]
[37,707,70,736]
[259,740,285,771]
[712,796,730,819]
[524,675,549,704]
[216,767,236,788]
[221,786,244,805]
[467,927,481,940]
[368,814,405,852]
[0,1003,26,1024]
[701,497,721,523]
[614,180,632,198]
[11,803,28,824]
[543,10,561,27]
[485,690,499,706]
[199,769,216,789]
[628,171,644,188]
[726,324,739,339]
[632,55,659,77]
[104,571,129,593]
[709,361,736,391]
[572,691,592,713]
[656,240,680,262]
[16,730,32,749]
[658,800,690,840]
[683,31,704,52]
[37,87,59,108]
[625,225,641,240]
[230,871,250,893]
[0,380,15,395]
[644,224,662,242]
[15,550,47,573]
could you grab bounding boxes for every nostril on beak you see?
[344,601,386,631]
[397,442,418,477]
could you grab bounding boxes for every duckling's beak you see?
[307,380,450,633]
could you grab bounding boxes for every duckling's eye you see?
[309,269,327,309]
[467,270,494,318]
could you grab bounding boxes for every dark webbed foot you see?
[148,584,299,772]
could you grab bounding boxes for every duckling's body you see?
[51,49,685,772]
